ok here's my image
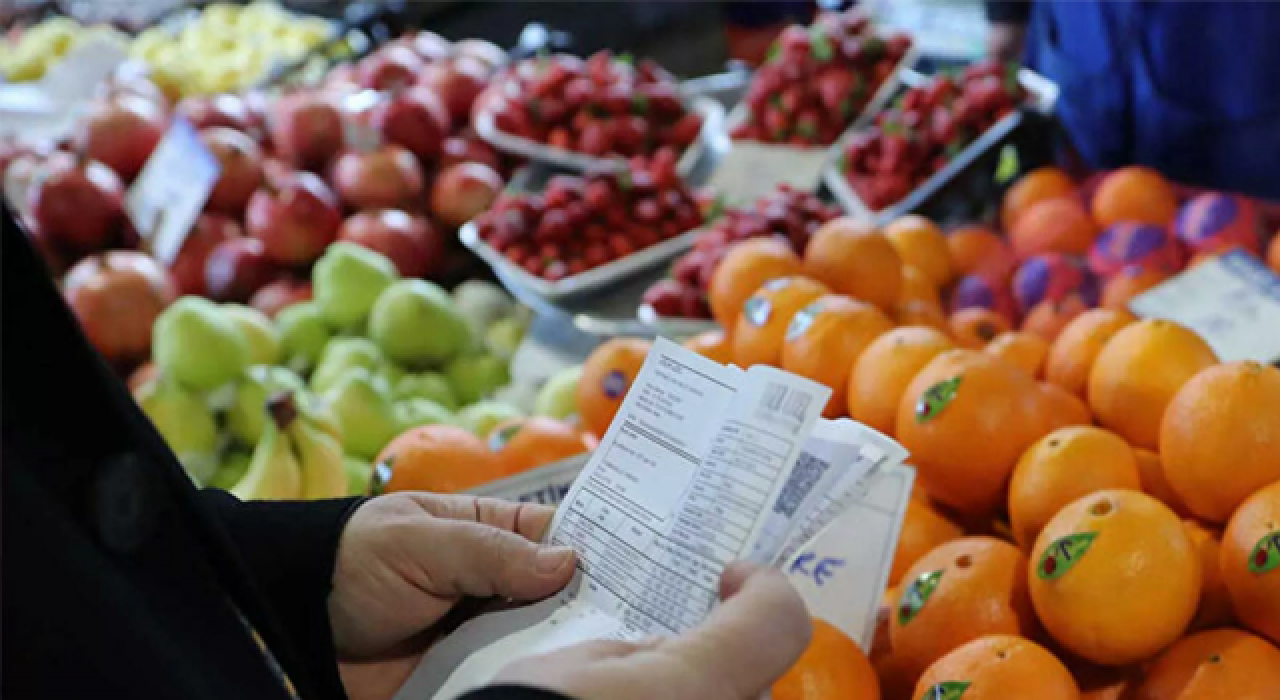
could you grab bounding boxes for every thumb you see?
[427,518,577,601]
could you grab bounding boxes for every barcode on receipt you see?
[773,451,830,517]
[760,383,811,424]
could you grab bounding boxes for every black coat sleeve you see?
[462,686,574,700]
[986,0,1031,25]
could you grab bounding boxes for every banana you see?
[290,415,349,500]
[231,399,303,501]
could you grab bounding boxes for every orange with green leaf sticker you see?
[1220,479,1280,645]
[913,636,1080,700]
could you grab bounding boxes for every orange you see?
[683,329,732,364]
[1074,664,1141,700]
[1091,166,1179,228]
[871,588,916,700]
[1219,480,1280,645]
[1087,319,1218,450]
[577,337,651,438]
[1008,426,1142,548]
[1183,520,1235,632]
[733,276,830,368]
[848,326,955,437]
[708,238,804,327]
[781,294,892,418]
[1012,197,1100,258]
[889,498,964,587]
[898,265,941,306]
[894,300,951,335]
[915,635,1080,700]
[885,215,953,287]
[890,538,1041,683]
[488,416,590,475]
[1101,265,1173,311]
[947,225,1012,278]
[985,331,1050,377]
[375,424,506,493]
[1133,628,1280,700]
[949,308,1013,349]
[1029,489,1202,666]
[1035,382,1094,434]
[1021,295,1091,343]
[1045,309,1135,397]
[895,350,1045,516]
[1002,166,1078,231]
[773,618,880,700]
[1133,447,1189,516]
[804,218,903,311]
[1160,362,1280,523]
[1267,232,1280,275]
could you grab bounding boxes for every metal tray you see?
[823,67,1059,225]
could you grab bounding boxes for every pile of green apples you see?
[134,242,531,497]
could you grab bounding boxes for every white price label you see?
[707,141,830,208]
[1129,250,1280,364]
[126,118,221,266]
[467,454,587,506]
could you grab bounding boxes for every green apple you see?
[313,242,399,329]
[485,316,527,361]
[226,365,306,446]
[395,397,454,432]
[209,451,252,490]
[310,337,384,394]
[134,376,219,484]
[321,367,400,461]
[276,301,333,374]
[369,279,471,369]
[534,365,583,420]
[377,361,406,389]
[445,353,510,406]
[344,456,373,496]
[152,296,250,391]
[452,279,515,337]
[455,400,524,438]
[221,304,280,366]
[394,371,457,410]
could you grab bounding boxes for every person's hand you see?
[492,562,811,700]
[987,21,1028,62]
[330,493,577,700]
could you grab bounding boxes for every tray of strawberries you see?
[726,9,918,149]
[461,153,708,302]
[473,50,724,177]
[825,62,1059,224]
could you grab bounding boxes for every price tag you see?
[1129,250,1280,364]
[706,141,830,208]
[126,117,221,266]
[467,454,588,506]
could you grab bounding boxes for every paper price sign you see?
[467,455,587,506]
[126,117,221,266]
[1129,250,1280,364]
[706,141,830,208]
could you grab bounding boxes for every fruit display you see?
[478,50,705,163]
[730,9,913,148]
[471,155,706,284]
[836,60,1027,211]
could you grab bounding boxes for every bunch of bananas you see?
[230,393,349,501]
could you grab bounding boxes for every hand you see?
[493,562,811,700]
[987,21,1028,62]
[330,493,577,700]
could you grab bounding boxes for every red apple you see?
[329,144,425,211]
[176,94,252,132]
[63,250,178,367]
[440,135,503,172]
[410,30,452,63]
[204,237,279,303]
[368,86,450,161]
[28,152,125,253]
[169,213,242,296]
[245,171,342,266]
[417,56,489,128]
[201,127,264,216]
[453,39,505,72]
[268,91,345,172]
[73,95,168,183]
[359,44,425,92]
[430,162,503,230]
[249,276,313,318]
[338,209,444,278]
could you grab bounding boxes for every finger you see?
[665,566,811,698]
[718,560,760,600]
[406,493,557,542]
[426,518,576,601]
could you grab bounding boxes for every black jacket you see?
[1,210,562,700]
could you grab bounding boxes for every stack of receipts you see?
[396,338,913,700]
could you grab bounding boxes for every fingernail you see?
[536,546,574,574]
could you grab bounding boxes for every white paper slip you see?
[1129,250,1280,364]
[706,141,831,209]
[467,454,588,506]
[126,117,221,265]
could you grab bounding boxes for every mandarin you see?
[1012,197,1100,258]
[488,416,590,475]
[733,276,830,368]
[1133,447,1189,516]
[1034,382,1093,434]
[1182,520,1235,632]
[1002,166,1078,230]
[985,331,1050,377]
[577,337,651,438]
[773,618,880,700]
[682,329,733,364]
[949,308,1013,349]
[804,218,903,311]
[947,225,1012,278]
[375,424,506,493]
[1044,308,1135,397]
[1092,166,1179,228]
[1101,265,1172,310]
[894,300,951,335]
[1219,480,1280,645]
[889,498,964,587]
[781,294,892,418]
[708,237,804,327]
[1021,295,1091,342]
[848,326,955,437]
[914,635,1080,700]
[885,215,953,287]
[898,265,941,306]
[1133,628,1280,700]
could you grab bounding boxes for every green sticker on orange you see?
[897,569,943,626]
[915,377,961,423]
[1037,532,1098,581]
[920,680,970,700]
[785,300,824,341]
[1247,531,1280,574]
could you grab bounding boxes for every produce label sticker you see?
[707,141,829,209]
[898,568,943,626]
[1037,532,1097,581]
[1248,531,1280,575]
[1129,250,1280,364]
[915,376,961,423]
[126,117,221,266]
[921,680,971,700]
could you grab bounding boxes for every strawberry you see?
[577,121,613,156]
[816,66,855,113]
[563,78,595,111]
[642,279,686,316]
[672,250,704,285]
[548,127,572,150]
[794,109,822,144]
[585,242,610,267]
[665,112,703,148]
